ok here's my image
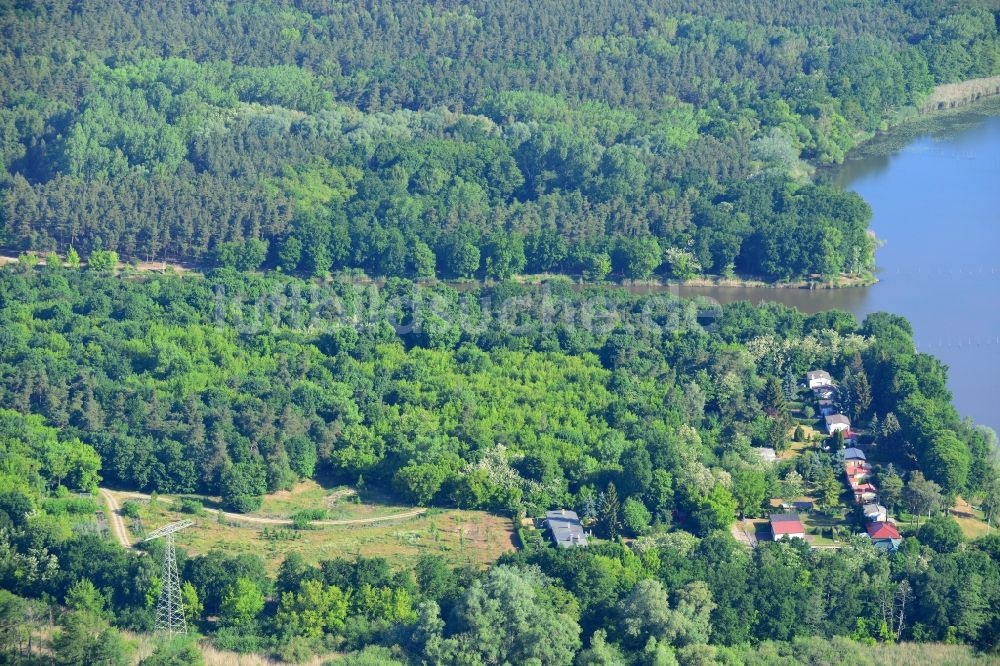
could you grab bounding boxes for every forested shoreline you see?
[2,1,999,284]
[2,262,999,662]
[2,1,1000,664]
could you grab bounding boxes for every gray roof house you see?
[839,447,866,462]
[825,414,851,434]
[863,504,888,522]
[545,509,588,548]
[812,385,836,400]
[807,370,833,388]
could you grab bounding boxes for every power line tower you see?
[144,519,193,636]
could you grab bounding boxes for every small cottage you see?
[825,414,851,435]
[807,370,833,389]
[851,482,878,504]
[863,504,888,523]
[839,447,866,462]
[770,513,805,540]
[544,509,588,548]
[866,521,902,551]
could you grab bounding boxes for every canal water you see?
[679,107,1000,432]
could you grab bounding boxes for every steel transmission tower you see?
[144,520,193,636]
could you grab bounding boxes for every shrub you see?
[212,627,263,654]
[291,515,313,531]
[140,637,204,666]
[339,646,408,666]
[291,508,326,521]
[622,497,653,536]
[178,498,205,515]
[275,635,321,664]
[43,497,99,515]
[121,501,142,519]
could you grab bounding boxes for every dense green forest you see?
[2,262,999,663]
[2,1,1000,664]
[1,1,999,280]
[1,265,994,514]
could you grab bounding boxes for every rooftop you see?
[770,513,804,535]
[545,509,588,548]
[867,522,901,540]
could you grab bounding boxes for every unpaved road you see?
[99,488,427,546]
[100,488,134,548]
[731,520,758,548]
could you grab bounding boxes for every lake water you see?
[679,109,1000,432]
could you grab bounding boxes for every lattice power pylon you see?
[144,519,193,636]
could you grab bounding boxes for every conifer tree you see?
[598,482,622,540]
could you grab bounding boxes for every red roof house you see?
[770,513,805,540]
[866,522,901,540]
[866,521,902,551]
[851,482,878,503]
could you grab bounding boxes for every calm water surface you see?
[679,112,1000,431]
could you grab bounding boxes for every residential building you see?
[770,513,806,540]
[807,370,833,389]
[544,509,588,548]
[851,482,878,504]
[825,414,851,435]
[813,386,836,400]
[866,521,902,551]
[839,447,866,462]
[844,459,878,504]
[863,504,888,522]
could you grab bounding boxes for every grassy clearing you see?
[782,435,817,459]
[256,480,404,520]
[951,497,992,540]
[122,632,339,665]
[747,636,998,665]
[861,641,997,665]
[954,515,991,540]
[141,498,515,573]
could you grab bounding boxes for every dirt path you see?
[100,489,427,535]
[731,520,758,548]
[100,488,134,548]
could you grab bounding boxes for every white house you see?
[770,513,806,540]
[807,370,833,389]
[825,414,851,435]
[863,504,888,522]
